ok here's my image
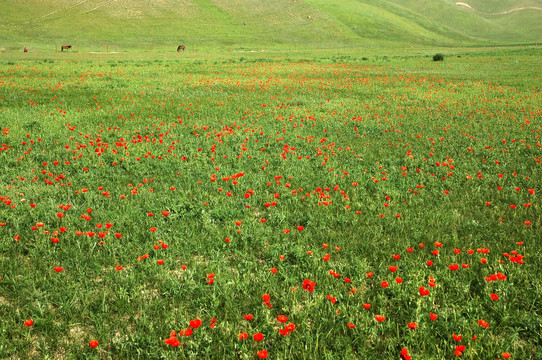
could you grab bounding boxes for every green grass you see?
[1,0,541,52]
[0,47,541,359]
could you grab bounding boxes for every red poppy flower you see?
[257,349,268,359]
[407,322,417,329]
[401,348,411,360]
[429,313,438,321]
[296,226,304,231]
[89,340,98,348]
[54,266,63,272]
[347,322,355,329]
[238,332,248,340]
[24,319,33,326]
[253,332,264,341]
[243,314,254,321]
[478,319,490,328]
[156,260,164,265]
[419,286,430,296]
[375,315,386,322]
[302,279,316,292]
[490,293,499,301]
[277,315,288,323]
[189,319,202,329]
[165,336,180,346]
[363,303,371,309]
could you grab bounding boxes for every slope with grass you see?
[1,0,541,51]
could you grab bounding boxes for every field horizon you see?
[2,0,542,53]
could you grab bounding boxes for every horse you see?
[61,45,72,51]
[177,45,185,52]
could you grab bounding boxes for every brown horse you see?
[177,45,185,52]
[61,45,72,51]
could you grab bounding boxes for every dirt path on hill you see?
[455,2,542,15]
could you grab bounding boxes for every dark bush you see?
[433,53,444,61]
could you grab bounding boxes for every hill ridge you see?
[1,0,541,50]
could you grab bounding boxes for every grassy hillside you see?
[381,0,542,44]
[1,0,541,51]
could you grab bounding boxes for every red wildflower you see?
[253,332,264,341]
[189,319,202,329]
[478,319,490,328]
[257,349,268,359]
[277,315,288,323]
[89,340,99,348]
[419,286,430,296]
[302,279,316,292]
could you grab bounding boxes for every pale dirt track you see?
[455,2,542,15]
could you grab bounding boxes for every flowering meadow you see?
[0,49,540,359]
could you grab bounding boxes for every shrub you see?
[433,53,444,61]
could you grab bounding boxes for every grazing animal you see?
[177,45,185,52]
[61,45,72,51]
[23,46,28,53]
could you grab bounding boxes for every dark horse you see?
[61,45,72,51]
[177,45,185,52]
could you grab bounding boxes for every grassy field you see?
[2,0,542,52]
[0,47,541,359]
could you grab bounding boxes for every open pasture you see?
[0,49,541,359]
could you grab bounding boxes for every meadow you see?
[0,47,541,359]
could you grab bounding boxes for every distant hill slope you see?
[1,0,540,50]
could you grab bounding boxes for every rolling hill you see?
[1,0,541,51]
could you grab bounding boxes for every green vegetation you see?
[1,0,541,52]
[0,47,540,359]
